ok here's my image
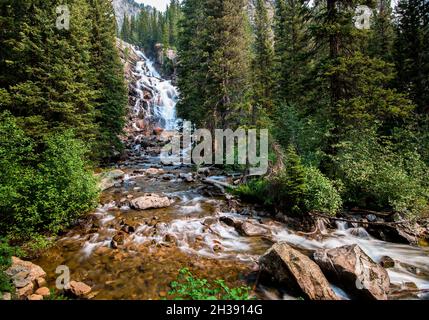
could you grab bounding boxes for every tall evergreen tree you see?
[273,0,312,106]
[0,0,98,143]
[252,0,275,123]
[394,0,429,114]
[89,0,127,161]
[176,0,209,125]
[368,0,395,61]
[204,0,252,130]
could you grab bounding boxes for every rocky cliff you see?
[112,0,143,30]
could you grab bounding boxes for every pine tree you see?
[176,0,209,125]
[273,0,312,106]
[394,0,429,114]
[1,0,98,143]
[121,13,130,42]
[203,0,252,130]
[252,0,275,122]
[368,0,395,62]
[89,0,128,161]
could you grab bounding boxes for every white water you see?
[134,50,178,130]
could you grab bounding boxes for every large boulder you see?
[130,194,172,210]
[96,169,125,191]
[314,244,390,300]
[259,243,338,300]
[5,257,47,299]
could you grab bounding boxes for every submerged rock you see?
[235,221,269,237]
[96,169,125,191]
[64,281,92,298]
[314,244,390,300]
[259,243,338,300]
[131,194,172,210]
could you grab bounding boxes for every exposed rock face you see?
[130,194,172,210]
[247,0,276,25]
[96,169,125,191]
[5,257,47,299]
[112,0,142,31]
[314,245,390,300]
[64,281,92,298]
[259,243,338,300]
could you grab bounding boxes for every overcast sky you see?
[135,0,170,12]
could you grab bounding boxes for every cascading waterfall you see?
[133,50,178,131]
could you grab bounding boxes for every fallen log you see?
[309,211,410,226]
[202,178,236,190]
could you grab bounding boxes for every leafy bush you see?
[0,238,14,294]
[234,145,342,216]
[167,268,253,300]
[334,129,429,217]
[303,167,342,216]
[0,112,99,239]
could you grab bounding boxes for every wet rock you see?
[213,244,223,252]
[17,283,34,299]
[163,233,177,244]
[314,244,390,300]
[111,232,126,248]
[366,214,377,222]
[28,294,43,301]
[203,217,218,226]
[389,282,419,299]
[35,277,47,288]
[235,221,269,237]
[131,194,172,210]
[35,287,50,298]
[219,216,237,227]
[367,223,418,245]
[6,257,47,299]
[259,242,338,300]
[380,256,395,269]
[161,174,176,181]
[121,224,136,234]
[153,127,164,136]
[64,281,92,298]
[96,169,125,191]
[145,168,164,175]
[2,292,12,300]
[197,167,211,176]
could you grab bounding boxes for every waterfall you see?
[133,49,178,131]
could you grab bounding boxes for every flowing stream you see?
[33,46,429,300]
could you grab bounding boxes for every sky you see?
[135,0,170,12]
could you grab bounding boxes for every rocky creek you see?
[31,43,429,301]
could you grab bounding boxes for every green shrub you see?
[303,167,342,216]
[334,129,429,217]
[234,145,342,216]
[233,178,271,206]
[0,112,99,239]
[167,268,253,300]
[0,238,14,294]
